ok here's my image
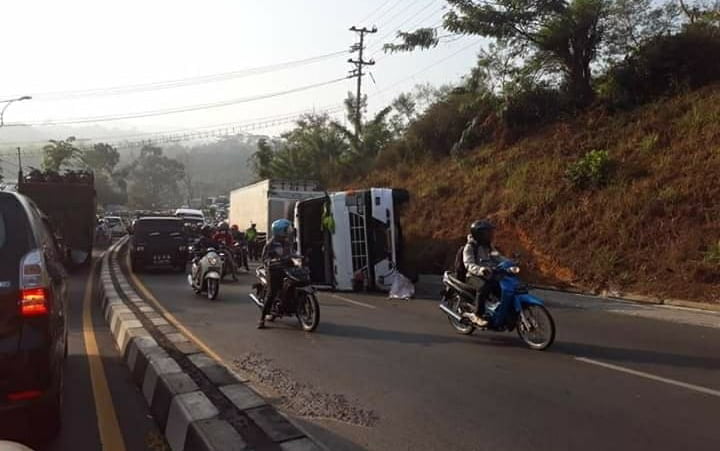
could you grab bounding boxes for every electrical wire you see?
[0,50,348,101]
[369,0,442,55]
[5,76,350,126]
[358,0,396,25]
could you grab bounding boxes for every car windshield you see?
[106,217,121,225]
[135,220,183,236]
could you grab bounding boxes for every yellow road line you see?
[83,260,127,451]
[123,248,225,364]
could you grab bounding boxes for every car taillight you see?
[20,288,49,317]
[19,249,49,317]
[7,389,43,402]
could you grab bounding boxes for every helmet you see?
[200,225,213,237]
[219,222,229,231]
[470,220,495,244]
[271,219,293,238]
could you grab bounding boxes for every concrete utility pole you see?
[348,26,377,140]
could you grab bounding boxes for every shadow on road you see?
[319,322,470,346]
[551,341,720,370]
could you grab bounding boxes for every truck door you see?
[294,197,333,287]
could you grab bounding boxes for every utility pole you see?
[348,26,377,140]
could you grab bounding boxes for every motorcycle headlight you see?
[508,266,521,275]
[208,257,219,266]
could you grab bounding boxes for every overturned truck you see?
[295,188,409,292]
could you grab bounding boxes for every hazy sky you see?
[0,0,481,145]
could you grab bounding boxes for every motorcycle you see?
[217,244,238,281]
[187,246,222,300]
[439,259,556,350]
[248,255,320,332]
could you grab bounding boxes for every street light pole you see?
[0,95,32,128]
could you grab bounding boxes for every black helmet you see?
[200,225,212,237]
[470,220,495,243]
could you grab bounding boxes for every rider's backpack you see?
[454,242,476,282]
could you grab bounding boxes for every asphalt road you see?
[1,252,164,451]
[132,261,720,451]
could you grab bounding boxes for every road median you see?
[98,238,322,451]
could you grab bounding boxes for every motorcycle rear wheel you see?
[447,294,475,335]
[517,304,555,350]
[207,279,220,301]
[297,292,320,332]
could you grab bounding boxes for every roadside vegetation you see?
[252,0,720,302]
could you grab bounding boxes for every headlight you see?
[208,257,219,266]
[508,266,521,275]
[291,257,303,267]
[135,246,145,252]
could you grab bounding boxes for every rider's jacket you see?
[463,235,500,278]
[261,237,293,266]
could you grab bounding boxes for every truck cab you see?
[295,188,409,292]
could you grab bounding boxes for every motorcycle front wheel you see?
[207,279,220,301]
[517,304,555,350]
[296,292,320,332]
[446,294,475,335]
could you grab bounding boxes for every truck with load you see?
[295,188,409,292]
[18,170,96,266]
[229,179,325,236]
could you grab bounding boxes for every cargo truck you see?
[229,179,324,235]
[18,170,96,266]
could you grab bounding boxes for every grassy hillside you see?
[355,84,720,303]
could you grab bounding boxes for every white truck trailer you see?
[229,179,324,236]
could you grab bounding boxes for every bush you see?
[566,150,612,189]
[604,25,720,108]
[502,85,567,134]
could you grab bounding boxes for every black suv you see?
[130,217,188,272]
[0,192,68,440]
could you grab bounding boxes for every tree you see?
[126,145,185,209]
[384,0,607,106]
[42,136,81,171]
[81,143,120,175]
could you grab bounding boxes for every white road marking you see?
[326,293,377,309]
[575,357,720,398]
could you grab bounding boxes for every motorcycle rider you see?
[463,220,502,327]
[212,222,238,281]
[258,219,294,329]
[231,224,250,271]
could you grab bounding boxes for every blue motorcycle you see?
[439,259,556,350]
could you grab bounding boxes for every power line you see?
[358,0,396,25]
[375,38,480,95]
[369,0,442,55]
[6,76,350,126]
[0,50,348,101]
[0,105,346,154]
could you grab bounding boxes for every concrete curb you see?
[97,239,322,451]
[418,274,720,313]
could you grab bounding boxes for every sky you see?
[0,0,482,149]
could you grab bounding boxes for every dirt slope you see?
[353,84,720,303]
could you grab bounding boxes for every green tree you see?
[42,136,81,171]
[81,143,120,175]
[126,145,185,209]
[385,0,607,106]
